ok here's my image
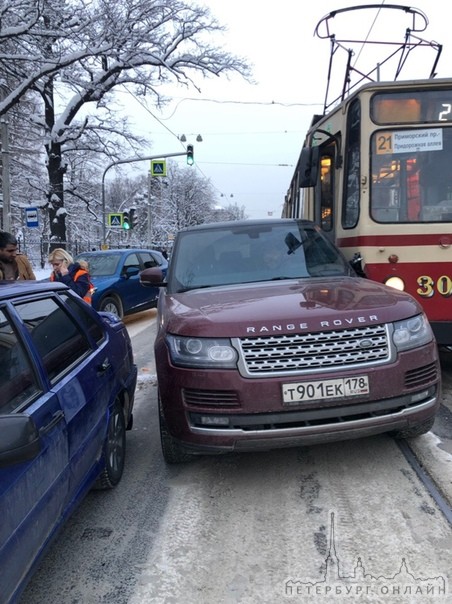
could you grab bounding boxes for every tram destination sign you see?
[376,129,443,155]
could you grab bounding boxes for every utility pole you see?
[101,150,192,248]
[147,170,153,247]
[0,87,11,231]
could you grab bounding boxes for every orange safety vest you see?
[74,268,94,304]
[51,268,93,304]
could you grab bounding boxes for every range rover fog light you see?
[200,416,230,426]
[384,276,405,291]
[410,389,430,403]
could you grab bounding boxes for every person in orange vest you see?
[48,248,92,303]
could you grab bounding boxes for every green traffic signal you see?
[122,211,130,230]
[129,208,137,229]
[186,144,194,166]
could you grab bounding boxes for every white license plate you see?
[282,375,369,404]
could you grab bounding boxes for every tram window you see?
[342,99,361,229]
[372,90,452,124]
[319,154,334,231]
[372,96,421,123]
[370,128,452,223]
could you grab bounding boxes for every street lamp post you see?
[101,150,190,247]
[1,114,10,231]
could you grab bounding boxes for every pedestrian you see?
[48,248,92,303]
[0,231,36,280]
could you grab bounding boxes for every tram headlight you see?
[392,314,433,351]
[384,276,405,291]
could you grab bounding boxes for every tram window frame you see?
[317,148,335,232]
[371,89,452,125]
[342,98,361,229]
[370,127,452,223]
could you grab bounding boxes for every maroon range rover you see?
[141,219,441,463]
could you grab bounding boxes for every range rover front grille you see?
[236,324,391,377]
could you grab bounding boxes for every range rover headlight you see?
[392,314,433,352]
[166,334,238,368]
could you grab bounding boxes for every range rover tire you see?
[159,396,193,464]
[393,416,436,439]
[95,399,126,489]
[99,295,123,319]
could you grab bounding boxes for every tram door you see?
[313,141,336,243]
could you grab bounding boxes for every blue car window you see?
[78,254,121,276]
[14,297,93,383]
[122,253,140,271]
[141,252,160,269]
[0,308,42,412]
[61,293,105,345]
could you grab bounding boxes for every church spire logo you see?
[284,512,447,599]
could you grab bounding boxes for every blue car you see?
[76,248,168,318]
[0,280,137,603]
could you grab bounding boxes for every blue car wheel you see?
[95,399,126,489]
[99,295,123,318]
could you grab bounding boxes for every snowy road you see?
[19,311,452,604]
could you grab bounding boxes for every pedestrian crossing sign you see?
[108,213,123,228]
[151,159,167,177]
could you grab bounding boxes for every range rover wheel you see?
[158,396,193,464]
[393,416,436,439]
[99,295,123,319]
[95,400,126,489]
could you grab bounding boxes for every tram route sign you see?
[108,213,123,228]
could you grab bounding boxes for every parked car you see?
[75,248,168,318]
[0,280,137,603]
[140,218,441,463]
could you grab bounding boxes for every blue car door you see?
[14,294,114,504]
[117,252,149,311]
[0,303,69,604]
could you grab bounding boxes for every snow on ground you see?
[34,267,51,280]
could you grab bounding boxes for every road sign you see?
[108,213,123,228]
[151,159,167,177]
[25,207,39,228]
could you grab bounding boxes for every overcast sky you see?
[122,0,452,220]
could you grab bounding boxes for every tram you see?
[284,5,452,345]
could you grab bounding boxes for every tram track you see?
[398,351,452,524]
[397,437,452,526]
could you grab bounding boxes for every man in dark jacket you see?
[0,232,36,280]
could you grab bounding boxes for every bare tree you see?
[0,0,250,245]
[219,202,248,221]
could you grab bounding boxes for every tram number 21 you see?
[417,275,452,298]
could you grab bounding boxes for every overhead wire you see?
[121,85,304,198]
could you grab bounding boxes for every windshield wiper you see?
[177,284,219,293]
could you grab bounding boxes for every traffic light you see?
[122,210,130,230]
[129,208,138,230]
[186,144,194,166]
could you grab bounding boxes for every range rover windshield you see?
[168,221,353,293]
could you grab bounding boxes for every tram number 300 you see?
[417,275,452,297]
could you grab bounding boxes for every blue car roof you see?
[0,280,68,300]
[77,249,162,255]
